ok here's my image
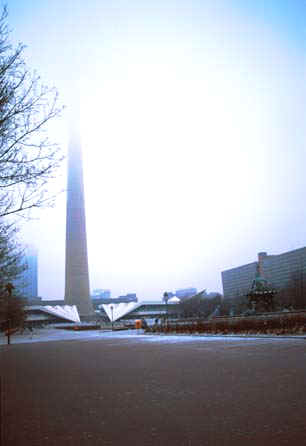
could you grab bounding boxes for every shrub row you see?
[147,312,306,335]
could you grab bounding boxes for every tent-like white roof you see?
[26,305,80,323]
[101,300,168,322]
[102,302,138,322]
[43,305,80,323]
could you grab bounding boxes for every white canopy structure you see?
[101,300,180,323]
[25,305,80,323]
[43,305,80,323]
[102,302,138,322]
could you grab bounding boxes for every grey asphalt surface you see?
[1,330,306,446]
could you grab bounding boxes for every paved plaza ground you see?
[1,329,306,445]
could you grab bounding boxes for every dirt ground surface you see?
[1,330,306,446]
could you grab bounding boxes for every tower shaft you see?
[64,134,93,316]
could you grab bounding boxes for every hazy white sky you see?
[6,0,306,300]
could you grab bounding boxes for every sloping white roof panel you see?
[36,305,80,323]
[102,302,138,322]
[101,300,169,322]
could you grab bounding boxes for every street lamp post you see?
[163,292,169,329]
[110,305,114,331]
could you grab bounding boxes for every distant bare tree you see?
[0,222,25,284]
[178,292,222,319]
[0,7,63,218]
[0,286,26,336]
[0,222,26,340]
[162,291,169,303]
[219,295,249,316]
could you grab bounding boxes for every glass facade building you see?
[16,247,38,300]
[222,247,306,299]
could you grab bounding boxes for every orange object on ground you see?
[135,319,142,329]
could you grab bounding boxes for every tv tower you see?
[64,123,93,317]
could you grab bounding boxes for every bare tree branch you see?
[0,7,63,218]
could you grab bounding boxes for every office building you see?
[222,247,306,299]
[16,247,38,300]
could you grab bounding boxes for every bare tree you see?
[178,292,222,319]
[0,7,63,218]
[0,285,26,343]
[0,221,25,283]
[0,222,26,341]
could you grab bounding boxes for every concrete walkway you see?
[2,331,306,445]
